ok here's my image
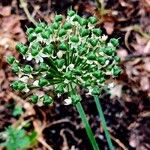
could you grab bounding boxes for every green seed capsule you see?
[114,56,120,62]
[15,43,22,51]
[7,56,15,64]
[12,63,20,73]
[107,65,112,71]
[55,84,64,93]
[31,42,40,49]
[37,22,46,28]
[16,43,28,55]
[87,52,96,60]
[20,46,28,55]
[46,26,53,34]
[55,15,63,22]
[55,59,65,68]
[26,28,34,35]
[43,44,54,54]
[92,70,102,78]
[17,81,26,91]
[38,78,48,87]
[58,29,67,37]
[68,10,75,17]
[80,29,89,37]
[31,48,39,56]
[39,62,48,71]
[52,22,59,30]
[93,28,102,36]
[89,39,98,47]
[35,26,43,33]
[63,22,72,30]
[79,18,87,26]
[23,65,32,74]
[88,16,97,24]
[28,33,36,42]
[103,47,114,56]
[43,94,53,105]
[97,57,107,65]
[112,66,122,76]
[73,15,81,22]
[110,38,119,47]
[59,43,68,51]
[70,36,79,43]
[99,77,105,83]
[11,81,19,90]
[41,30,51,39]
[30,95,38,104]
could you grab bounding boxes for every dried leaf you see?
[117,48,128,60]
[0,6,11,16]
[140,76,150,91]
[103,22,114,35]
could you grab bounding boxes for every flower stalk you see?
[93,95,114,150]
[76,101,99,150]
[70,85,99,150]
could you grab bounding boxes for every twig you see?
[19,0,37,25]
[121,25,150,41]
[60,129,70,150]
[61,128,81,143]
[124,52,150,62]
[46,118,71,128]
[110,135,128,150]
[38,137,53,150]
[133,25,150,40]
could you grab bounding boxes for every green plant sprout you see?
[7,9,121,150]
[0,126,37,150]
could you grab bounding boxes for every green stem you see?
[93,95,114,150]
[75,101,99,150]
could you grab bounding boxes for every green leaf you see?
[12,105,23,117]
[1,127,31,150]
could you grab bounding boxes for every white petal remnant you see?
[64,97,72,105]
[101,35,108,41]
[33,80,39,86]
[68,64,74,70]
[57,51,64,58]
[19,76,29,83]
